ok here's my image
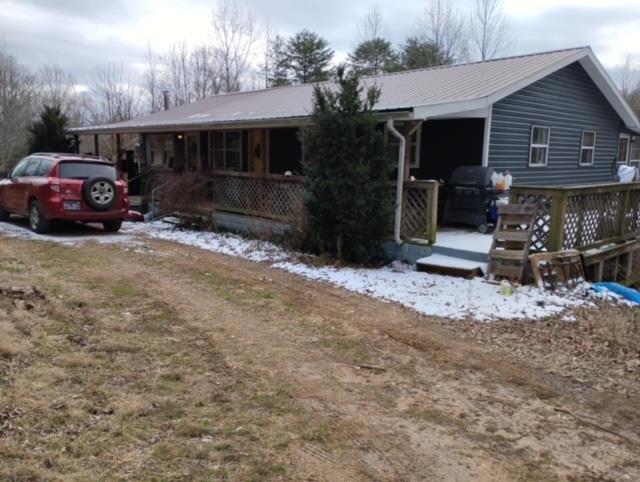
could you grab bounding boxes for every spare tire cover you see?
[83,176,118,211]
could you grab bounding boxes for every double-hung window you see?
[212,131,242,171]
[579,130,596,166]
[529,126,550,167]
[618,134,630,165]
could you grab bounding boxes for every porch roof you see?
[70,46,640,135]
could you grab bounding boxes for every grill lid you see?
[448,166,496,186]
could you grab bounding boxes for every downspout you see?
[387,120,423,246]
[387,120,407,246]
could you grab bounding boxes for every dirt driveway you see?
[0,231,639,481]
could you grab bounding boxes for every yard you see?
[1,223,639,481]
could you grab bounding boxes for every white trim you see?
[579,130,596,166]
[618,133,631,165]
[482,105,493,167]
[528,125,550,167]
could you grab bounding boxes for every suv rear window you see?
[58,162,117,180]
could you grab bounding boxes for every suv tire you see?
[0,205,9,222]
[83,177,117,211]
[29,201,51,234]
[102,219,122,233]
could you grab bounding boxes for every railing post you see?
[548,190,567,251]
[428,182,438,245]
[618,185,631,238]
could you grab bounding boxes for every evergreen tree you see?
[28,105,75,154]
[348,38,400,76]
[400,36,452,70]
[300,67,392,262]
[285,30,334,84]
[267,34,291,87]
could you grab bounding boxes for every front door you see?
[186,133,200,172]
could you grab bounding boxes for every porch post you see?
[482,105,493,167]
[93,134,100,156]
[116,133,124,173]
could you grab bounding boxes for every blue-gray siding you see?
[488,61,624,186]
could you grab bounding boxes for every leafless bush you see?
[151,172,210,215]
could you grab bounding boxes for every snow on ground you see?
[0,219,596,322]
[123,221,589,322]
[435,228,494,253]
[0,219,139,246]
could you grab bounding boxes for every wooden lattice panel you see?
[401,185,433,239]
[562,191,621,249]
[209,174,305,221]
[511,192,551,252]
[625,189,640,234]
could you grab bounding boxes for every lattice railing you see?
[208,171,305,221]
[395,181,439,244]
[511,182,640,252]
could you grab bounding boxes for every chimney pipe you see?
[162,90,170,111]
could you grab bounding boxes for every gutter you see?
[387,120,423,246]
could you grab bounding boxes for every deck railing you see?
[398,180,439,245]
[203,172,439,244]
[510,182,640,252]
[207,170,306,221]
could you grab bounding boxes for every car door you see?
[17,158,43,214]
[1,157,31,212]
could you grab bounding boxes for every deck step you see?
[416,255,486,279]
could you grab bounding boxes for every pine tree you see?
[28,105,75,154]
[285,30,334,84]
[348,38,400,76]
[300,67,392,262]
[400,36,452,70]
[267,34,291,87]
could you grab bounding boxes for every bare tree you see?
[419,0,468,63]
[469,0,510,61]
[0,50,36,168]
[357,3,384,43]
[210,0,258,93]
[618,54,640,116]
[38,65,76,112]
[144,43,163,114]
[162,42,222,107]
[83,62,142,124]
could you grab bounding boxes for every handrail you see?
[149,182,170,221]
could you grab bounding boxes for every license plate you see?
[63,200,81,211]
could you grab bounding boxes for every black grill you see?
[442,166,499,232]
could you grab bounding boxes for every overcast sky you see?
[1,0,639,86]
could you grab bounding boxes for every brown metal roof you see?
[70,47,640,135]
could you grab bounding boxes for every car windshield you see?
[58,162,117,180]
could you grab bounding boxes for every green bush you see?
[300,67,392,262]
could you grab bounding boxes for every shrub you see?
[300,67,392,262]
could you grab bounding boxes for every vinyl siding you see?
[488,61,624,186]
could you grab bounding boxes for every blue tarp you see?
[591,282,640,304]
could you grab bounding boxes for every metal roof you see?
[70,46,640,135]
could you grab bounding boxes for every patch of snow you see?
[273,261,586,322]
[123,221,288,262]
[435,228,493,254]
[0,220,139,246]
[417,254,487,273]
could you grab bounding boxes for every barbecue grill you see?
[441,166,500,233]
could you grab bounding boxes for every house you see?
[70,46,640,256]
[72,46,640,186]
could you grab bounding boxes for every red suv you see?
[0,153,129,233]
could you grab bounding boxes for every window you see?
[386,123,421,168]
[10,158,31,177]
[212,131,243,171]
[23,158,41,176]
[618,135,630,165]
[148,134,175,168]
[35,159,54,177]
[58,162,117,180]
[529,126,550,167]
[579,130,596,166]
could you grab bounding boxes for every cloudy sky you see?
[1,0,639,85]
